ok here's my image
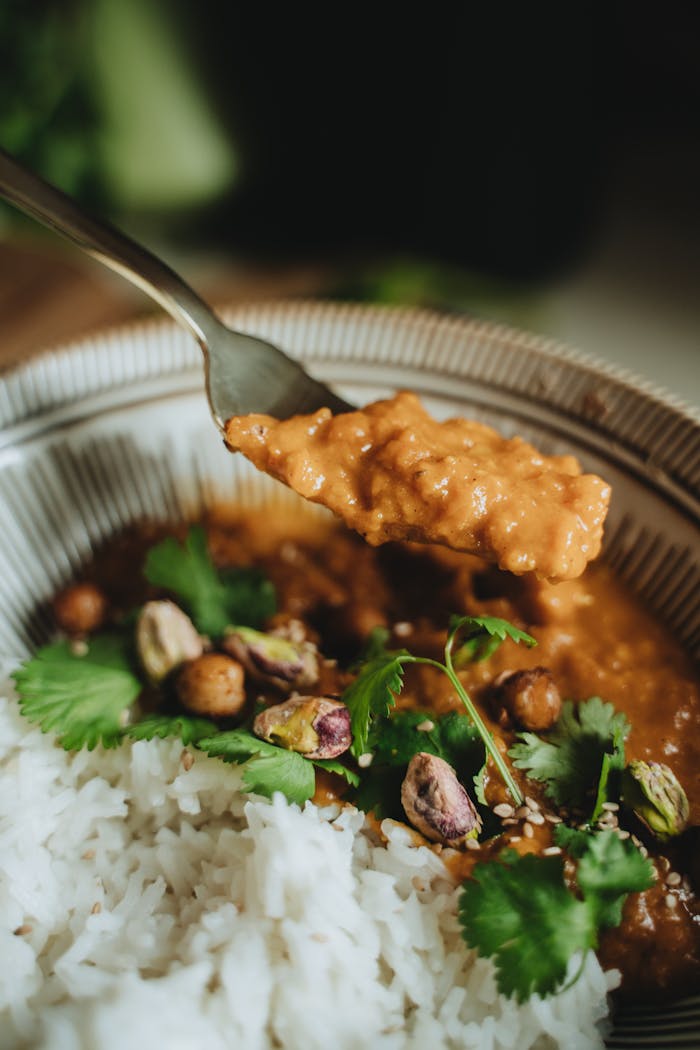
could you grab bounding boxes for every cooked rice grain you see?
[0,680,617,1049]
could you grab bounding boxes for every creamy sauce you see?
[85,510,699,1003]
[224,392,611,580]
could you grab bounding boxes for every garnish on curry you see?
[13,508,699,1005]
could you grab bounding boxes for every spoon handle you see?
[0,148,217,348]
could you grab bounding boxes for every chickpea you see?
[176,653,246,719]
[53,582,107,635]
[494,667,562,731]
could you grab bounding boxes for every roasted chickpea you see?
[494,667,562,731]
[176,653,246,718]
[53,582,107,635]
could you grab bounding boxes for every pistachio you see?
[401,752,481,847]
[136,600,203,682]
[253,696,351,759]
[621,760,689,841]
[222,625,319,692]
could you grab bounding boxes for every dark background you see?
[1,2,698,397]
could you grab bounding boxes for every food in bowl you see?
[2,304,698,1050]
[5,496,698,1047]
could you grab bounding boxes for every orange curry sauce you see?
[86,508,699,1003]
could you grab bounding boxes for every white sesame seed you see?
[393,621,413,638]
[525,796,540,812]
[631,835,642,847]
[616,829,630,840]
[501,818,518,826]
[70,639,89,657]
[416,720,435,732]
[601,802,620,812]
[665,894,677,909]
[666,871,682,887]
[523,822,534,839]
[544,813,562,824]
[542,846,562,856]
[91,902,102,915]
[509,836,521,843]
[528,811,545,826]
[493,803,514,818]
[465,838,481,851]
[358,753,374,768]
[639,846,648,858]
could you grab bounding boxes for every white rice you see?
[0,671,618,1050]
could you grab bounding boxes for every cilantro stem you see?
[411,655,523,806]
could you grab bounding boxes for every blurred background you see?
[1,2,698,403]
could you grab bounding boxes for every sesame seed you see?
[601,802,620,812]
[542,846,562,857]
[91,902,102,915]
[393,621,413,638]
[515,807,530,820]
[666,871,681,887]
[525,796,540,812]
[358,753,373,769]
[465,838,481,851]
[665,894,677,909]
[616,829,630,840]
[13,924,32,936]
[70,639,89,657]
[509,836,522,843]
[493,803,514,819]
[631,835,642,847]
[180,750,194,771]
[501,818,518,826]
[528,811,545,826]
[639,846,648,858]
[416,720,435,733]
[523,822,534,839]
[544,813,562,824]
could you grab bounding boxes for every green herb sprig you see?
[342,616,536,805]
[459,827,654,1001]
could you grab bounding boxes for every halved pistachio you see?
[253,696,351,759]
[621,760,689,841]
[222,624,319,692]
[401,752,481,847]
[136,600,203,682]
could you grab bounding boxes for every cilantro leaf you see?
[342,649,411,757]
[508,697,630,811]
[12,634,141,750]
[459,850,595,1002]
[449,615,536,666]
[126,714,216,745]
[312,758,360,787]
[196,729,315,804]
[564,827,655,928]
[144,526,275,636]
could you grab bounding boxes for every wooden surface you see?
[0,238,337,373]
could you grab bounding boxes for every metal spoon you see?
[0,148,352,428]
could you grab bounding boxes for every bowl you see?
[0,301,698,1046]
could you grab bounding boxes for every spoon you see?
[0,148,352,428]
